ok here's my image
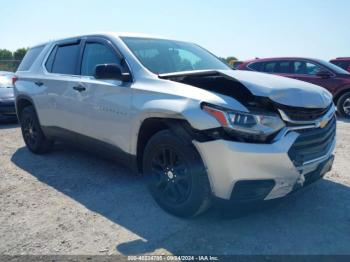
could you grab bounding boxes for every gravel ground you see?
[0,121,349,256]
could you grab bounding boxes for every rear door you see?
[75,37,132,153]
[41,39,85,134]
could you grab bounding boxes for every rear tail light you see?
[12,76,18,86]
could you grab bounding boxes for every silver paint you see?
[14,33,336,200]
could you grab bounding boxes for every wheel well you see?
[16,98,33,119]
[334,87,350,104]
[136,118,192,173]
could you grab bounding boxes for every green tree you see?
[0,49,13,60]
[0,48,28,72]
[225,56,238,65]
[13,48,28,61]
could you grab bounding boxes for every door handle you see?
[73,85,86,92]
[35,81,44,87]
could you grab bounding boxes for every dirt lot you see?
[0,121,349,256]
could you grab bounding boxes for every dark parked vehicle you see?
[330,57,350,73]
[237,58,350,118]
[0,71,17,122]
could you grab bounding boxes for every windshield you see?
[316,59,350,75]
[121,37,230,74]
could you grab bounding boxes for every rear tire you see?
[143,130,211,217]
[337,92,350,118]
[19,106,53,154]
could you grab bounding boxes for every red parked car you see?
[237,57,350,118]
[330,57,350,73]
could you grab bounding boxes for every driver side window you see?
[293,61,322,75]
[305,62,322,75]
[81,42,121,76]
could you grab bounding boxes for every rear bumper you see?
[0,101,17,121]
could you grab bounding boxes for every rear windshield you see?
[17,45,44,71]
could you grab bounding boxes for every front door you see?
[74,38,133,153]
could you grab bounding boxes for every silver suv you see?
[14,33,336,217]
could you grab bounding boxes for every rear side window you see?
[45,46,57,72]
[264,62,277,73]
[17,46,44,71]
[50,43,80,75]
[252,61,293,74]
[277,61,292,73]
[248,62,264,71]
[81,42,120,76]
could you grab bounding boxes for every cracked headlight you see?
[202,103,285,142]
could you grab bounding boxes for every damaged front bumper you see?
[193,127,336,203]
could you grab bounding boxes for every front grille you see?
[280,104,331,121]
[288,116,336,167]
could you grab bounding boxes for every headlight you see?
[202,103,285,142]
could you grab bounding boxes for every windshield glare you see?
[121,37,230,74]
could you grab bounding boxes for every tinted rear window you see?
[17,46,44,71]
[51,43,80,75]
[264,62,278,73]
[277,61,292,73]
[45,46,57,72]
[248,62,264,71]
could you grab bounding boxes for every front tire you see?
[337,92,350,118]
[143,130,211,218]
[19,106,53,154]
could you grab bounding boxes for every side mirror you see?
[316,70,332,78]
[94,64,131,82]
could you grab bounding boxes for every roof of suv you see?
[31,32,179,49]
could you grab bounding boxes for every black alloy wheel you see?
[143,130,211,217]
[150,146,192,205]
[20,106,53,154]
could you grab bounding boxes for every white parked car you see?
[14,33,336,217]
[0,71,16,121]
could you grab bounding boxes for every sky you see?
[0,0,349,61]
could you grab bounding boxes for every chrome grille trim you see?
[278,104,336,126]
[273,104,336,142]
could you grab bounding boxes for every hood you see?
[160,70,333,109]
[219,70,332,108]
